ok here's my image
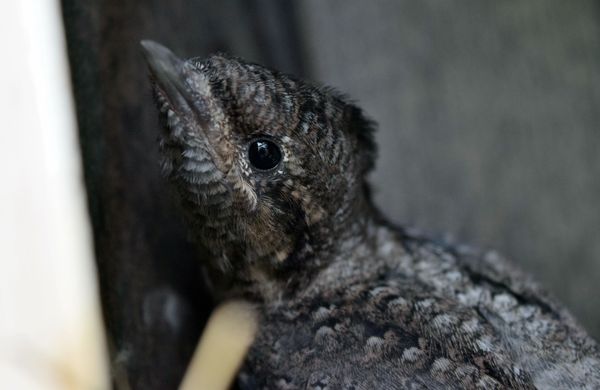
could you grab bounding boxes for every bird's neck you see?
[213,194,402,305]
[299,209,406,300]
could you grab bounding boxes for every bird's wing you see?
[247,275,534,389]
[443,241,600,388]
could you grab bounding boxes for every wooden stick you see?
[180,301,259,390]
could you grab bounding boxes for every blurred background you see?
[58,0,600,388]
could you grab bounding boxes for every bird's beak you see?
[140,40,206,124]
[141,40,230,173]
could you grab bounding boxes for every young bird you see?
[141,40,600,389]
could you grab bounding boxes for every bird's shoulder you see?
[241,227,600,389]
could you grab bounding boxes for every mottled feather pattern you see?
[239,224,600,388]
[141,41,600,389]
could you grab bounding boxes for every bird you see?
[140,40,600,389]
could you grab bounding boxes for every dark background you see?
[62,1,600,388]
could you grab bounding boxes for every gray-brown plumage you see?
[141,40,600,389]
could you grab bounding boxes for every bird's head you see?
[142,41,376,285]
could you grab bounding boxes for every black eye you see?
[247,138,282,171]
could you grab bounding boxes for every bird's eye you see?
[247,138,282,171]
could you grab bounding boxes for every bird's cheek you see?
[242,208,294,262]
[289,187,326,226]
[305,206,326,226]
[228,171,259,212]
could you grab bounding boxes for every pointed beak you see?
[140,40,202,120]
[141,40,231,173]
